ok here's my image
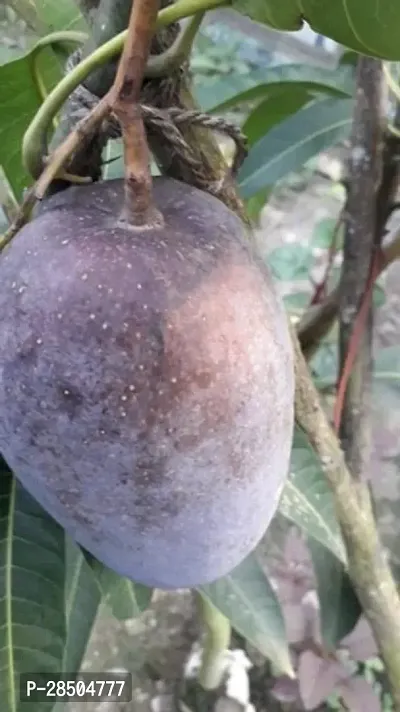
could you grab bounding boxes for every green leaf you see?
[14,0,86,33]
[243,86,313,147]
[0,48,62,199]
[301,0,400,61]
[309,539,361,648]
[245,187,271,225]
[279,429,346,564]
[83,551,153,621]
[340,50,360,67]
[102,139,124,181]
[268,244,313,282]
[238,98,353,198]
[62,539,100,672]
[196,64,354,114]
[200,552,293,677]
[0,460,66,712]
[232,0,400,60]
[232,0,302,30]
[105,578,153,621]
[102,140,160,181]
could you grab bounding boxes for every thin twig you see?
[309,209,344,306]
[297,226,400,359]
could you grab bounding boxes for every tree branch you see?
[298,136,400,360]
[292,327,400,705]
[337,58,383,486]
[295,60,400,704]
[297,223,400,359]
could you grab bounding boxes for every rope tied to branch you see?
[64,48,248,197]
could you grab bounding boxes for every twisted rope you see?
[65,49,248,194]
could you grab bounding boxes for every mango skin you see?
[0,177,294,589]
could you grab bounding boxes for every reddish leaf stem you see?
[333,249,383,433]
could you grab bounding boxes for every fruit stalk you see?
[111,0,162,226]
[196,592,231,690]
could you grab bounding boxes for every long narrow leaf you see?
[232,0,400,60]
[279,429,346,564]
[243,86,313,147]
[238,98,353,198]
[83,551,153,621]
[195,64,354,114]
[0,462,66,712]
[62,540,101,672]
[200,552,293,676]
[309,539,361,649]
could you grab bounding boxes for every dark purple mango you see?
[0,177,294,588]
